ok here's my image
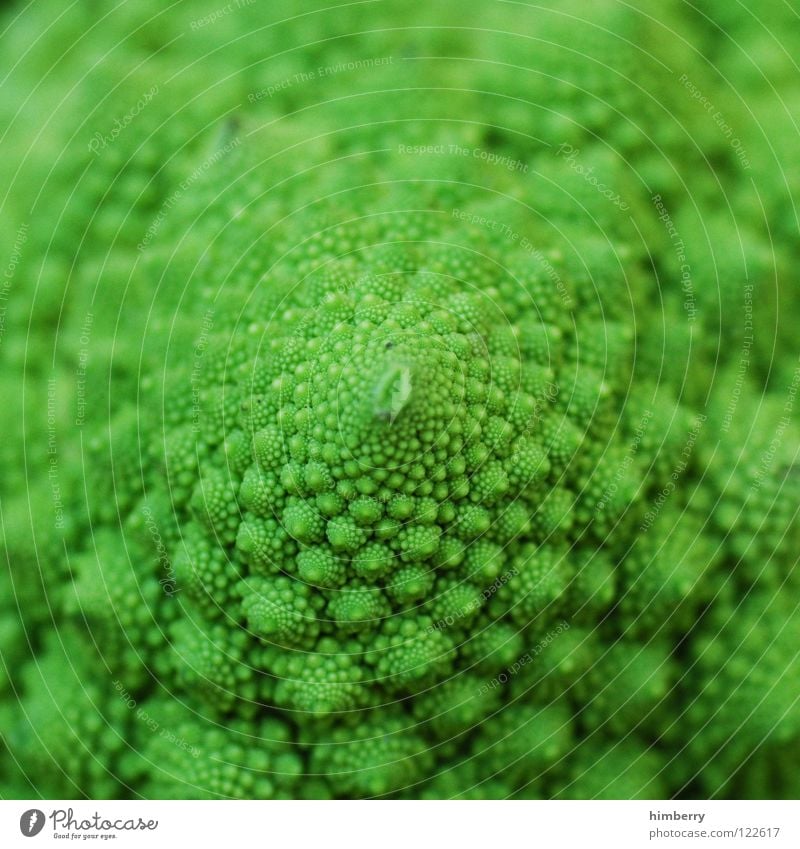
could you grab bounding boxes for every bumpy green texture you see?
[1,0,798,800]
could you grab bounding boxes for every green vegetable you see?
[1,0,798,800]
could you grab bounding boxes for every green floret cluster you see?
[0,0,798,800]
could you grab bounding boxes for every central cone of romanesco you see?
[189,240,588,708]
